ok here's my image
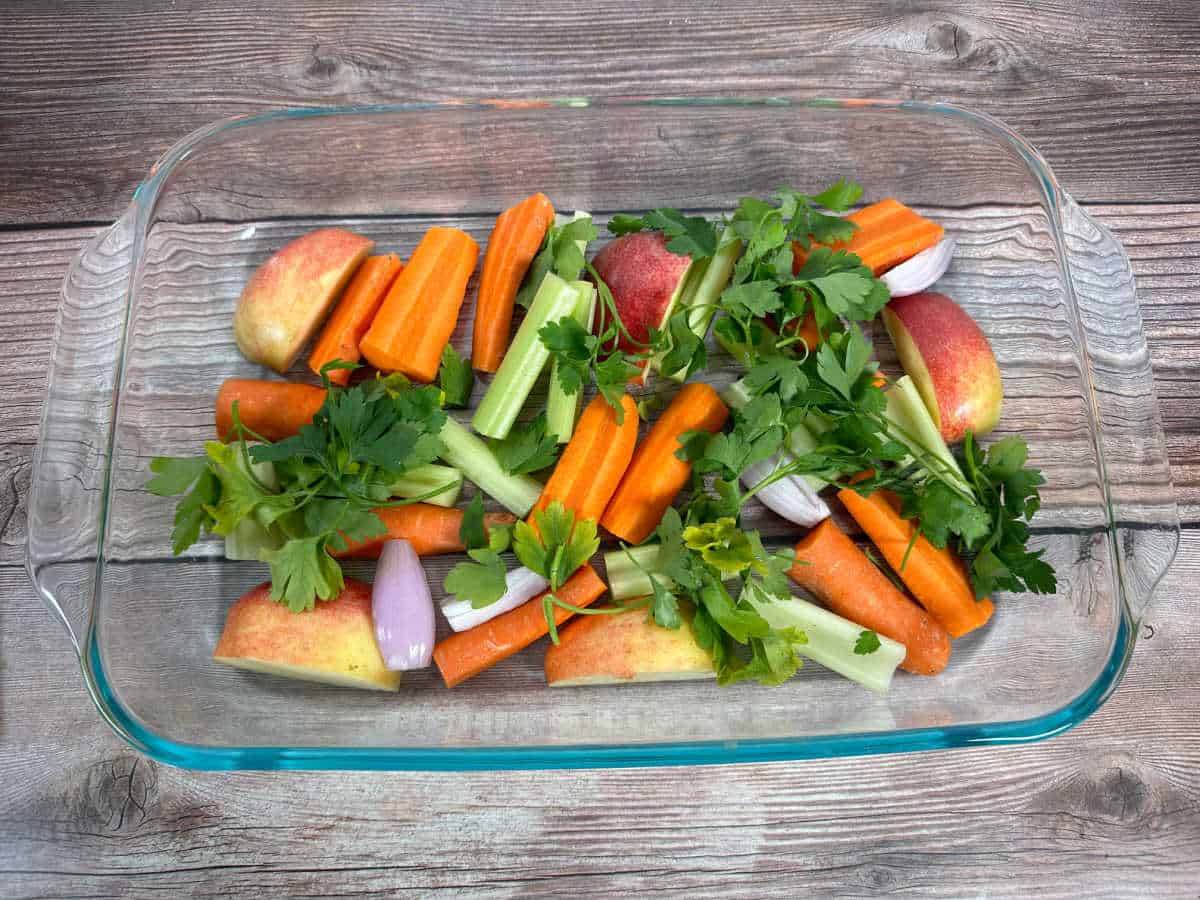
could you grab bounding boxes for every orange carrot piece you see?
[360,227,479,383]
[473,193,556,373]
[793,198,944,276]
[601,383,729,544]
[307,253,404,385]
[533,393,639,524]
[433,563,607,687]
[837,489,994,638]
[789,519,951,675]
[332,504,515,559]
[215,379,326,443]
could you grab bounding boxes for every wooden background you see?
[3,1,1198,895]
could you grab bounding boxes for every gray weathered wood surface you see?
[3,2,1198,896]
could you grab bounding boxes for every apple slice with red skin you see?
[881,291,1002,445]
[213,579,401,691]
[544,606,714,687]
[591,232,692,360]
[233,228,373,373]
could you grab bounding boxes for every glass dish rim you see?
[45,96,1163,770]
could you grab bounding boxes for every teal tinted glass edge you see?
[86,615,1132,771]
[80,96,1143,771]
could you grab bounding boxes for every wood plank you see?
[1,526,1197,898]
[2,1,1199,224]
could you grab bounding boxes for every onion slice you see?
[881,236,955,297]
[742,454,830,527]
[372,539,436,670]
[441,566,550,632]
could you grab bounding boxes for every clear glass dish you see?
[27,98,1179,770]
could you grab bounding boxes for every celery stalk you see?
[473,272,580,440]
[604,543,903,693]
[224,450,283,561]
[545,280,596,442]
[884,375,970,495]
[602,544,664,600]
[388,463,463,508]
[437,418,542,515]
[749,595,906,694]
[659,229,742,381]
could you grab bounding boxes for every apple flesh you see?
[881,291,1002,444]
[544,606,714,687]
[213,579,401,691]
[233,228,374,373]
[591,231,692,355]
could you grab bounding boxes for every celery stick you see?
[750,594,906,694]
[884,375,970,495]
[474,272,580,440]
[605,543,902,693]
[546,280,596,442]
[388,463,463,508]
[603,544,664,600]
[659,229,742,381]
[224,450,282,561]
[438,418,543,515]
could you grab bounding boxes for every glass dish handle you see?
[1060,193,1179,623]
[26,209,136,654]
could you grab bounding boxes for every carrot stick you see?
[789,519,951,675]
[360,227,479,383]
[473,193,556,373]
[793,198,944,276]
[601,382,729,544]
[331,504,516,559]
[533,393,639,524]
[433,563,607,687]
[837,489,994,638]
[307,253,403,385]
[215,378,326,443]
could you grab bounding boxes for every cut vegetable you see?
[388,463,463,508]
[793,198,944,277]
[215,378,326,443]
[361,227,479,383]
[223,448,282,561]
[749,594,906,694]
[331,503,514,559]
[473,193,556,372]
[473,272,581,439]
[881,236,955,297]
[534,393,639,525]
[603,543,735,601]
[601,382,728,544]
[438,417,543,515]
[837,488,995,638]
[372,539,436,670]
[883,375,970,496]
[433,563,606,687]
[441,566,550,632]
[789,519,951,675]
[546,280,597,442]
[307,253,404,385]
[657,228,742,380]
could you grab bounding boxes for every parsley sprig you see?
[146,366,451,612]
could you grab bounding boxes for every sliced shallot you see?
[372,539,436,670]
[881,236,956,297]
[741,454,831,528]
[441,566,550,632]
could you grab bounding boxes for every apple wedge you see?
[233,228,374,373]
[213,579,401,691]
[591,231,692,358]
[881,291,1002,444]
[544,606,715,687]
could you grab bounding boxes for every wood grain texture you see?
[3,1,1200,896]
[2,1,1200,225]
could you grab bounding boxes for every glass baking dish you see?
[27,98,1178,770]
